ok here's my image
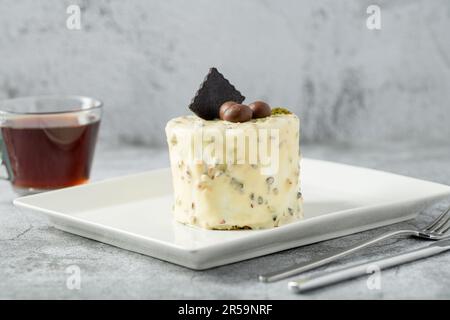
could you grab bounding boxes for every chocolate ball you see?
[219,101,237,119]
[222,104,253,123]
[249,101,271,119]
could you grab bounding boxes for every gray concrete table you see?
[1,142,450,299]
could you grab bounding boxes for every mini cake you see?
[165,68,302,230]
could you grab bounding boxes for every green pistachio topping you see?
[271,107,292,115]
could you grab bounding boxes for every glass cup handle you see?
[0,159,8,180]
[0,135,11,181]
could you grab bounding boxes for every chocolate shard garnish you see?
[189,67,245,120]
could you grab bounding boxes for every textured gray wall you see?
[0,0,449,147]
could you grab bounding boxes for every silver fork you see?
[258,206,450,283]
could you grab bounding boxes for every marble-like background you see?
[0,0,449,147]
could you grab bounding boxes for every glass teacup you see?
[0,96,102,195]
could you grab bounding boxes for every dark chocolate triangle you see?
[188,67,245,120]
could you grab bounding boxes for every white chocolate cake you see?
[165,113,302,230]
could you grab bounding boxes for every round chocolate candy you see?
[219,101,237,119]
[222,104,253,122]
[249,101,271,119]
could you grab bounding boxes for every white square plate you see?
[14,158,450,270]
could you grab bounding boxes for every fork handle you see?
[258,229,417,282]
[288,242,448,293]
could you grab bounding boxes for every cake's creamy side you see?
[165,114,302,230]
